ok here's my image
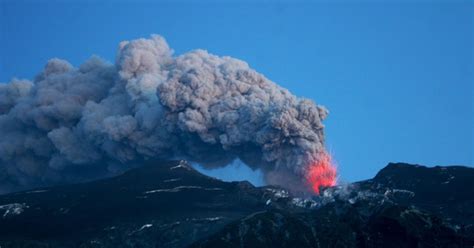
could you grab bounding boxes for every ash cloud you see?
[0,35,328,193]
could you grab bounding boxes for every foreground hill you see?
[0,161,472,247]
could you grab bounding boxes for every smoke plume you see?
[0,35,329,193]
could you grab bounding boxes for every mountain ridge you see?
[0,161,472,247]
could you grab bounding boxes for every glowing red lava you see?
[307,151,337,195]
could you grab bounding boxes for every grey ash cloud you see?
[0,35,328,193]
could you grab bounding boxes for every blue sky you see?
[1,0,472,184]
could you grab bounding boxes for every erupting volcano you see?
[307,151,338,194]
[0,34,330,194]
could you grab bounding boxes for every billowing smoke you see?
[0,35,330,194]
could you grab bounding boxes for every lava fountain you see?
[307,151,338,195]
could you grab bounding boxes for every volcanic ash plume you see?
[0,35,335,194]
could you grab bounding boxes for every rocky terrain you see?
[0,161,472,248]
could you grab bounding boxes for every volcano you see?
[0,160,472,248]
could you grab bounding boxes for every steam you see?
[0,35,329,193]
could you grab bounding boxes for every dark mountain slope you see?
[0,161,472,248]
[193,163,474,248]
[359,162,474,237]
[0,160,275,247]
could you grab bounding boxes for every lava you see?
[307,151,337,195]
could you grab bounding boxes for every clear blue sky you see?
[1,0,472,184]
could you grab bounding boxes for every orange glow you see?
[307,151,337,195]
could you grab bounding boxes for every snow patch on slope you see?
[144,186,223,194]
[0,203,28,218]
